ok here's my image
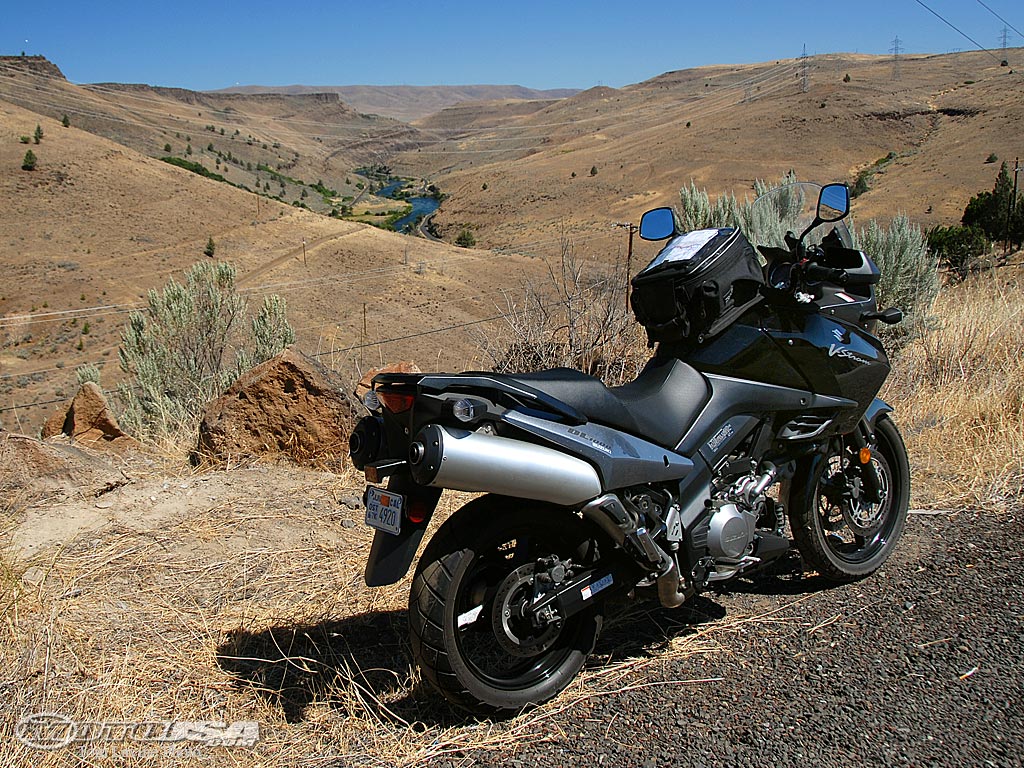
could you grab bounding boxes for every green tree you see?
[204,237,216,257]
[962,162,1013,241]
[590,165,598,176]
[21,150,37,170]
[33,124,43,144]
[61,114,70,128]
[163,143,172,153]
[455,229,476,248]
[927,225,989,282]
[117,261,294,440]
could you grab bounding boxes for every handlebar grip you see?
[804,263,848,285]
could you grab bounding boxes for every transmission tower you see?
[1000,26,1011,50]
[890,35,903,81]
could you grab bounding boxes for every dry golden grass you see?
[884,263,1024,509]
[0,464,818,767]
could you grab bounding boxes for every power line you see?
[912,0,1017,70]
[974,0,1024,43]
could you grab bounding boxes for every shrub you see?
[455,229,476,248]
[678,176,937,349]
[21,150,36,170]
[62,114,70,128]
[590,165,598,176]
[164,143,172,152]
[927,225,989,282]
[476,235,645,385]
[985,152,998,164]
[854,215,939,345]
[19,135,30,144]
[843,73,851,83]
[117,261,294,441]
[76,364,101,385]
[33,124,43,144]
[204,237,216,257]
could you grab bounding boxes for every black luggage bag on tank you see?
[630,227,764,345]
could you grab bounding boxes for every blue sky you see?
[3,0,1020,90]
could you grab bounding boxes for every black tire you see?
[409,496,604,714]
[789,416,910,582]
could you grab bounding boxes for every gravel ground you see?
[457,507,1023,768]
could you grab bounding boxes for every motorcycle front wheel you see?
[409,495,604,714]
[789,416,910,582]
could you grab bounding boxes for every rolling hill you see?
[394,50,1024,254]
[213,84,580,122]
[2,48,1022,434]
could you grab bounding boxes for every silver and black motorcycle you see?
[349,182,909,713]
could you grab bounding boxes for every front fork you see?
[846,422,882,505]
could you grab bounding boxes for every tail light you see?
[377,391,415,413]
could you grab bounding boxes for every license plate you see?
[365,486,403,535]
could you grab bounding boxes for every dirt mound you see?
[196,348,361,468]
[0,431,127,519]
[41,382,139,452]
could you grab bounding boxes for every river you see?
[374,179,440,234]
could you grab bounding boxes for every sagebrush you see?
[118,261,294,442]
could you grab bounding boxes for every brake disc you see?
[490,563,562,658]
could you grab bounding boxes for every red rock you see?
[41,383,138,452]
[196,348,361,468]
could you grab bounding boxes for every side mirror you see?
[639,207,677,241]
[817,184,850,222]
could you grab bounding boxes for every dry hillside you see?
[2,48,1022,435]
[0,96,542,435]
[396,50,1024,252]
[215,84,579,122]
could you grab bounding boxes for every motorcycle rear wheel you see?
[789,416,910,582]
[409,496,604,714]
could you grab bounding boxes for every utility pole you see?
[800,44,810,93]
[890,36,903,81]
[1004,157,1020,255]
[614,222,638,310]
[302,238,307,267]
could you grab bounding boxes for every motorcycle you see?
[349,182,909,714]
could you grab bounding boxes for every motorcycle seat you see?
[495,357,709,448]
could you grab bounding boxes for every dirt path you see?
[236,227,363,287]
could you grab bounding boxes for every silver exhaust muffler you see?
[408,424,602,506]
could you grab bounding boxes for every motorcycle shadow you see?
[213,574,836,725]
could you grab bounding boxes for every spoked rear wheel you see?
[789,417,910,582]
[409,496,604,714]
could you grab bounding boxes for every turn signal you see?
[859,447,872,464]
[378,391,415,413]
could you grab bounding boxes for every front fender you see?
[863,398,893,433]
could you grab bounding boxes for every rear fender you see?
[363,472,442,587]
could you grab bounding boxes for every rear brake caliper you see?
[491,556,568,657]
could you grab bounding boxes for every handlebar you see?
[802,263,848,285]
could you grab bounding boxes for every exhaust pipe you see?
[409,424,602,507]
[581,494,688,608]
